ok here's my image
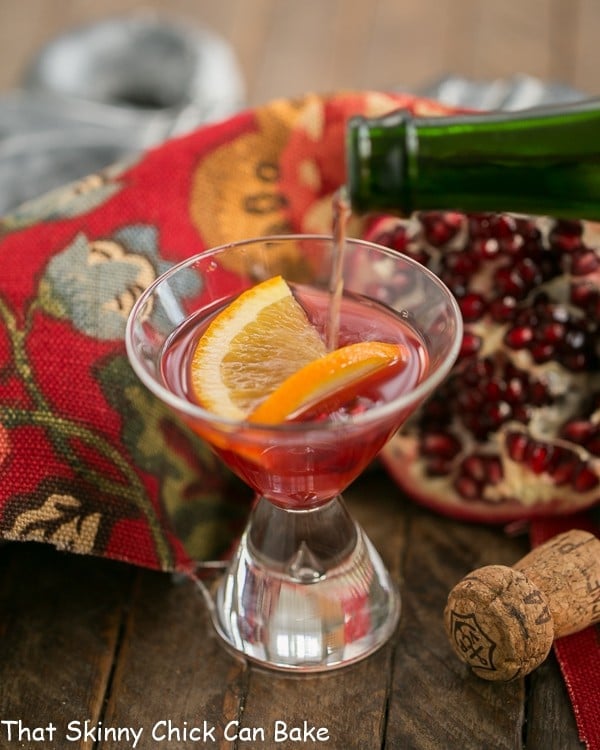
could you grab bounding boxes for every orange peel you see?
[249,341,408,424]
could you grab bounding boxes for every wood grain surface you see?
[0,470,584,749]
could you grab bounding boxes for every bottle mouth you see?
[345,109,413,215]
[345,115,372,213]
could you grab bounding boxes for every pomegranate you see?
[365,211,600,522]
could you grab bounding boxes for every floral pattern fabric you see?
[0,91,449,572]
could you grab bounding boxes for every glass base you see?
[211,495,400,672]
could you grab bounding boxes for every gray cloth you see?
[0,15,245,214]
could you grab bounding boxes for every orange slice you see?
[191,275,326,420]
[249,341,408,424]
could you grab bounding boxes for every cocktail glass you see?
[126,234,462,672]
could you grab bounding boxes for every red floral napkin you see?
[0,90,450,572]
[0,90,597,746]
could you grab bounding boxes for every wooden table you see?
[0,470,584,750]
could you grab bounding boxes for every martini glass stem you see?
[211,495,400,671]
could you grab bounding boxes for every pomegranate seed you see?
[512,404,531,423]
[426,457,453,476]
[561,420,595,445]
[464,416,490,441]
[446,212,464,229]
[529,381,550,406]
[462,455,486,481]
[459,334,481,357]
[458,390,482,410]
[491,214,518,237]
[445,251,479,276]
[572,465,600,492]
[421,212,462,246]
[490,295,518,322]
[515,217,542,238]
[472,237,500,259]
[541,322,566,343]
[549,220,584,252]
[390,229,410,253]
[487,457,503,484]
[485,401,511,427]
[570,282,595,308]
[553,219,583,235]
[471,237,500,260]
[422,432,462,459]
[462,364,479,386]
[485,380,503,401]
[454,476,480,500]
[525,441,553,474]
[478,359,495,378]
[571,249,600,275]
[505,378,524,403]
[459,293,487,322]
[372,230,396,248]
[531,342,555,363]
[505,326,534,349]
[550,456,578,485]
[496,266,526,297]
[507,432,528,461]
[468,214,493,238]
[424,221,449,247]
[515,258,542,286]
[514,308,538,327]
[562,352,588,371]
[498,234,524,255]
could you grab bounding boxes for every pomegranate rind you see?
[381,433,600,524]
[367,213,600,523]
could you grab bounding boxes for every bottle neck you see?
[346,98,600,220]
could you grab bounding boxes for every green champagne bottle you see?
[346,98,600,220]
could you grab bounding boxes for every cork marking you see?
[588,576,600,621]
[448,610,498,672]
[522,589,552,625]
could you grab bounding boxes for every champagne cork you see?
[444,529,600,681]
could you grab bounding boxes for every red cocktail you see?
[126,235,462,671]
[162,282,428,508]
